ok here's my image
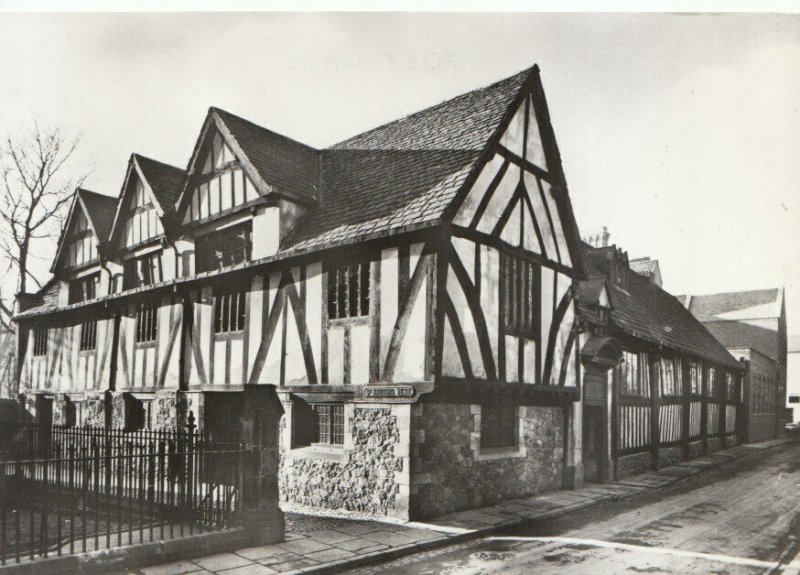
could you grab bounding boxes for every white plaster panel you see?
[540,266,554,375]
[540,181,571,267]
[230,338,244,384]
[212,340,225,384]
[452,236,475,285]
[524,338,537,384]
[248,275,265,376]
[477,164,519,236]
[350,324,370,385]
[527,95,548,170]
[380,248,399,374]
[500,199,522,247]
[500,101,525,158]
[480,245,501,368]
[505,335,519,382]
[252,206,280,259]
[327,326,345,385]
[305,263,323,379]
[522,204,542,254]
[394,259,427,382]
[453,154,506,227]
[523,171,556,260]
[284,297,306,384]
[441,317,465,378]
[552,305,575,386]
[447,268,485,378]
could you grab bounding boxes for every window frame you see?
[292,400,345,448]
[69,273,100,304]
[135,302,158,345]
[79,317,98,352]
[327,259,371,321]
[500,252,540,339]
[32,325,48,357]
[659,356,682,397]
[195,221,253,274]
[480,403,518,449]
[214,287,246,335]
[123,251,163,290]
[619,349,650,397]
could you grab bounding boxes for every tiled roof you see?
[285,67,534,250]
[213,108,319,205]
[79,189,117,242]
[702,321,781,363]
[134,155,184,212]
[330,68,531,152]
[585,249,740,369]
[680,288,783,322]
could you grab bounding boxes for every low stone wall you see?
[279,403,407,519]
[657,446,683,468]
[616,451,652,480]
[707,437,722,454]
[724,435,738,448]
[410,402,564,520]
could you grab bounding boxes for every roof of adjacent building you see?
[134,154,184,212]
[583,246,740,369]
[629,257,658,276]
[676,288,785,363]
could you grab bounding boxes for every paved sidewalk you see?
[133,439,791,575]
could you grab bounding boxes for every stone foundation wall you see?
[411,402,564,519]
[707,437,722,454]
[724,435,738,448]
[689,439,704,458]
[616,451,652,480]
[279,403,407,519]
[657,446,683,468]
[83,393,107,428]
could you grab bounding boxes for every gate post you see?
[237,386,285,546]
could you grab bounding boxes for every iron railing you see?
[0,416,248,565]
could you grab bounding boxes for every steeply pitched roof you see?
[680,288,783,322]
[79,189,117,242]
[134,155,184,211]
[285,67,534,250]
[212,107,319,205]
[584,249,740,369]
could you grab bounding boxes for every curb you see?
[283,439,794,575]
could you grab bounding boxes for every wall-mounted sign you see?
[364,385,415,398]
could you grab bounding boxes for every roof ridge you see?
[210,107,319,154]
[328,65,537,150]
[133,153,183,172]
[691,287,781,298]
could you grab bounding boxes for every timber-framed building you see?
[12,65,747,520]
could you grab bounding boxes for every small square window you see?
[292,400,345,447]
[789,396,799,404]
[33,325,48,356]
[480,404,517,449]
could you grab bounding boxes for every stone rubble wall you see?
[410,402,565,519]
[279,405,404,517]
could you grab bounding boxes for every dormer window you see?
[124,178,161,247]
[196,221,252,273]
[185,131,259,223]
[65,210,97,269]
[124,252,163,290]
[69,273,100,304]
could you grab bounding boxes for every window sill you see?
[288,444,347,463]
[474,444,527,462]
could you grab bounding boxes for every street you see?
[345,443,800,574]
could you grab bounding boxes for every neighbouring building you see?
[628,257,662,287]
[679,288,787,440]
[788,335,800,423]
[578,242,743,482]
[13,65,589,520]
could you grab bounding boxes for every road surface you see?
[345,442,800,574]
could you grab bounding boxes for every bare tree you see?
[0,124,88,331]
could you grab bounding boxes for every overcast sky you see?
[0,12,797,337]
